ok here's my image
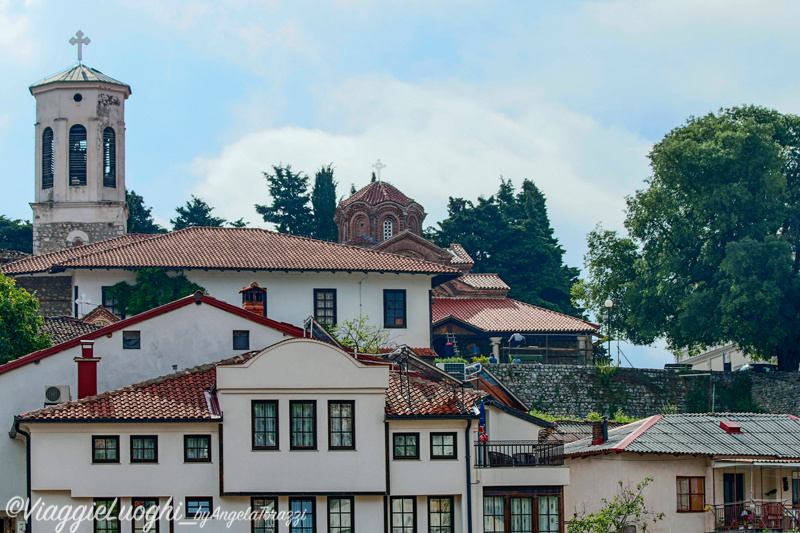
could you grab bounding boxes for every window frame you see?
[289,497,316,533]
[252,400,279,451]
[102,127,116,188]
[427,496,454,533]
[233,330,250,350]
[482,488,563,533]
[94,498,120,533]
[251,497,278,533]
[122,331,141,350]
[185,497,213,520]
[676,476,705,513]
[130,435,158,463]
[92,436,120,464]
[290,400,317,450]
[131,497,159,533]
[390,496,417,533]
[327,496,354,533]
[183,435,212,463]
[69,124,88,187]
[42,127,54,190]
[393,432,420,460]
[328,400,355,451]
[430,432,457,460]
[102,286,125,319]
[313,289,337,326]
[383,289,407,329]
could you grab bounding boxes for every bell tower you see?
[29,31,131,255]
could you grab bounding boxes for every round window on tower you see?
[73,93,83,102]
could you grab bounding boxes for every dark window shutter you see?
[42,127,54,189]
[68,125,87,186]
[102,127,116,187]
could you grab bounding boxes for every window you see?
[314,289,337,326]
[483,497,504,533]
[252,400,279,450]
[677,476,705,512]
[74,285,79,318]
[391,497,416,533]
[184,435,211,462]
[69,124,87,186]
[328,497,353,533]
[428,497,453,533]
[430,433,457,459]
[94,499,120,533]
[103,127,116,188]
[132,498,159,533]
[92,436,119,463]
[510,498,533,533]
[383,219,393,240]
[233,330,250,350]
[289,498,315,533]
[185,498,212,519]
[252,497,277,533]
[42,127,54,189]
[538,495,559,533]
[329,401,355,450]
[130,436,158,463]
[102,286,124,319]
[122,331,140,350]
[290,401,317,450]
[393,433,419,460]
[483,490,562,533]
[384,290,406,328]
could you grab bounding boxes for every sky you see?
[3,0,800,368]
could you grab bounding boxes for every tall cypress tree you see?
[255,165,313,236]
[126,189,166,234]
[171,196,227,230]
[311,164,339,241]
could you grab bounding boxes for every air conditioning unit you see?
[44,385,70,406]
[436,363,466,381]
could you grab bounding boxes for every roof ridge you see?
[52,231,172,267]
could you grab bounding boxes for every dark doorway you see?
[723,473,745,527]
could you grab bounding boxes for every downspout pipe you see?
[11,419,31,533]
[384,420,390,533]
[465,418,473,533]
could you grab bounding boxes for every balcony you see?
[709,501,800,531]
[474,441,564,468]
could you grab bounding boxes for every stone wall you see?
[13,276,72,316]
[488,364,800,418]
[33,221,125,255]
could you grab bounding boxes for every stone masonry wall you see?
[33,221,125,255]
[13,276,72,316]
[488,364,800,418]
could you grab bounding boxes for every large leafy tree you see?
[255,164,313,236]
[576,106,800,370]
[0,272,50,362]
[311,164,338,241]
[126,190,166,234]
[105,268,205,317]
[171,196,227,230]
[432,178,580,316]
[0,215,33,253]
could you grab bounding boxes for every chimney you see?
[720,421,743,434]
[240,282,267,317]
[591,418,609,445]
[74,340,101,399]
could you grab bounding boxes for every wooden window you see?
[314,289,337,326]
[538,495,559,533]
[42,127,54,189]
[483,496,505,533]
[428,497,453,533]
[289,498,315,533]
[677,476,705,512]
[122,331,140,350]
[393,433,419,460]
[384,290,407,329]
[510,498,533,533]
[130,436,158,463]
[186,498,212,519]
[132,498,159,533]
[390,497,416,533]
[94,498,120,533]
[69,124,87,186]
[92,436,119,463]
[290,401,317,450]
[102,286,124,319]
[327,497,353,533]
[102,127,116,188]
[184,435,211,462]
[233,330,250,350]
[483,490,562,533]
[430,433,457,459]
[329,401,355,450]
[252,400,279,450]
[252,497,278,533]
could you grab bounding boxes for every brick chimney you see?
[591,418,609,446]
[74,340,101,399]
[240,282,267,317]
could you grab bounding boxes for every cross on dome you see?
[69,31,91,63]
[372,159,386,182]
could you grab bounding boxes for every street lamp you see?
[604,299,613,363]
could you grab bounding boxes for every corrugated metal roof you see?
[30,64,130,90]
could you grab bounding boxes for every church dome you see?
[338,181,415,208]
[30,64,131,92]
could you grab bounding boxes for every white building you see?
[674,343,754,371]
[14,338,569,533]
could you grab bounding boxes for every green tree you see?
[432,178,580,316]
[171,196,227,230]
[255,164,313,236]
[331,315,391,354]
[577,106,800,370]
[0,272,50,362]
[567,477,664,533]
[0,216,33,253]
[126,190,166,234]
[105,269,205,317]
[311,164,338,241]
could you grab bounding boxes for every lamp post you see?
[604,299,613,363]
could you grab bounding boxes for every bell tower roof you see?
[30,64,131,93]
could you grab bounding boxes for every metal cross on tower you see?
[69,31,91,63]
[372,159,386,182]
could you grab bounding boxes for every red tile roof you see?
[432,297,598,333]
[446,244,474,265]
[339,181,417,208]
[40,317,102,345]
[385,371,485,416]
[0,248,30,266]
[4,227,457,275]
[459,273,509,291]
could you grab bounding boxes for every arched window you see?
[383,219,393,240]
[102,127,116,188]
[42,127,54,189]
[68,125,87,186]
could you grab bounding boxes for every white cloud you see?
[0,0,35,65]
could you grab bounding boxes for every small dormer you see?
[240,282,267,317]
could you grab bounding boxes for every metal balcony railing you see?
[709,500,800,531]
[474,440,564,468]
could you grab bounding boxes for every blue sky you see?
[3,0,799,368]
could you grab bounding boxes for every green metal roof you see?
[29,64,130,92]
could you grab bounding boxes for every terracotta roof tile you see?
[40,317,102,346]
[6,227,457,275]
[384,371,485,416]
[339,182,417,208]
[446,244,474,265]
[459,273,510,291]
[0,248,30,266]
[432,297,598,333]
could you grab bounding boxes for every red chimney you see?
[590,418,608,445]
[74,340,101,399]
[720,421,743,434]
[240,282,267,317]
